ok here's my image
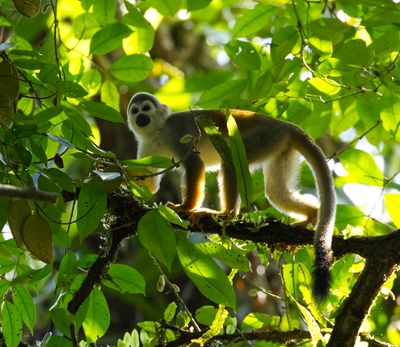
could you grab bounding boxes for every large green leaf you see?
[82,288,110,343]
[233,4,276,38]
[1,301,22,347]
[195,242,250,272]
[104,264,146,295]
[177,239,236,309]
[90,22,132,55]
[138,210,176,271]
[77,176,107,240]
[79,100,124,123]
[109,54,153,82]
[339,149,384,186]
[12,285,36,333]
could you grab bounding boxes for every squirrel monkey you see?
[127,92,336,300]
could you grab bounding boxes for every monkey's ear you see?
[160,104,170,117]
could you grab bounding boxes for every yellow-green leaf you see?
[339,149,384,186]
[307,77,341,96]
[22,214,53,264]
[385,194,400,228]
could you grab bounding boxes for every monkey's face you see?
[127,95,169,137]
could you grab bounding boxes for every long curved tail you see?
[294,130,336,301]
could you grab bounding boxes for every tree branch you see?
[0,183,57,203]
[66,190,400,346]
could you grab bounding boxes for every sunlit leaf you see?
[82,288,110,343]
[177,239,236,309]
[308,37,333,57]
[339,149,384,186]
[242,312,280,330]
[164,302,177,322]
[101,80,120,111]
[384,194,400,228]
[195,242,250,271]
[307,77,341,96]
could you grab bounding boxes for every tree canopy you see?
[1,1,400,347]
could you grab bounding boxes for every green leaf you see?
[1,301,22,347]
[336,39,373,67]
[146,0,182,16]
[177,239,236,309]
[307,77,341,96]
[77,176,107,240]
[73,13,101,40]
[12,285,36,333]
[164,302,177,322]
[242,312,280,330]
[292,298,323,346]
[195,242,250,272]
[109,54,153,82]
[104,264,146,294]
[227,113,253,209]
[186,0,212,11]
[225,40,261,70]
[308,37,333,57]
[197,79,246,108]
[157,205,189,228]
[123,156,174,169]
[384,194,400,228]
[339,149,384,186]
[101,80,120,110]
[93,0,116,25]
[56,251,78,288]
[44,335,73,347]
[79,100,124,123]
[138,210,176,271]
[232,4,275,38]
[82,288,110,343]
[80,69,102,97]
[44,168,75,193]
[90,22,132,55]
[55,81,88,98]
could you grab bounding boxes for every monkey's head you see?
[127,92,170,137]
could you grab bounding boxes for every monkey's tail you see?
[294,130,336,301]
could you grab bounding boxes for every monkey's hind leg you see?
[264,150,318,225]
[171,154,205,212]
[218,162,239,214]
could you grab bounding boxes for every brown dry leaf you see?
[22,214,54,264]
[13,0,40,18]
[7,199,31,246]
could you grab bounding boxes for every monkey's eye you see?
[131,107,139,114]
[142,104,151,111]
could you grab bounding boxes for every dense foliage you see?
[1,0,400,346]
